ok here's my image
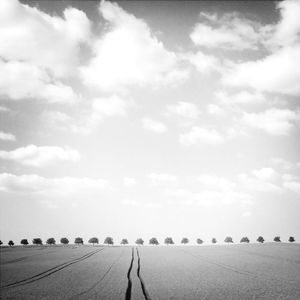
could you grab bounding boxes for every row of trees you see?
[0,236,295,246]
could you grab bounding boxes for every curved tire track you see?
[125,247,134,300]
[136,247,152,300]
[0,248,104,290]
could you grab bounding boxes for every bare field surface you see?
[1,244,300,299]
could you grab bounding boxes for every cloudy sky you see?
[0,0,299,245]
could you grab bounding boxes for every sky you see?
[0,0,299,245]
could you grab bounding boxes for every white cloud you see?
[0,59,80,104]
[216,90,266,105]
[147,173,176,184]
[242,211,252,217]
[242,108,300,135]
[0,145,80,167]
[207,104,226,116]
[270,157,293,170]
[282,173,300,194]
[142,118,167,133]
[185,51,221,73]
[190,12,260,50]
[0,173,108,195]
[197,175,236,191]
[123,177,137,187]
[0,131,16,142]
[166,101,200,119]
[180,127,225,146]
[81,0,187,92]
[122,199,161,208]
[0,106,10,112]
[252,167,280,181]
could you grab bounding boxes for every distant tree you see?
[149,237,159,245]
[257,236,264,243]
[274,236,281,242]
[120,238,128,245]
[20,239,29,246]
[46,238,56,246]
[164,237,174,245]
[0,240,3,246]
[88,237,99,245]
[74,237,84,245]
[224,237,234,243]
[196,238,204,245]
[212,238,217,244]
[289,236,295,243]
[240,237,250,243]
[181,237,189,245]
[8,240,14,246]
[60,237,69,245]
[104,237,114,245]
[135,238,144,246]
[33,238,43,245]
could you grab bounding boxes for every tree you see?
[33,238,43,245]
[149,237,159,245]
[289,236,295,243]
[240,237,250,243]
[74,237,84,245]
[20,239,29,246]
[8,240,14,246]
[88,237,99,245]
[212,238,217,244]
[104,237,114,245]
[224,237,234,243]
[46,238,56,246]
[0,240,3,246]
[257,236,264,243]
[164,237,174,245]
[121,238,128,245]
[196,238,204,245]
[135,238,144,246]
[60,237,69,245]
[181,237,189,245]
[274,236,281,242]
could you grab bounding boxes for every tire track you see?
[0,248,104,290]
[70,248,125,299]
[136,247,152,300]
[125,247,134,300]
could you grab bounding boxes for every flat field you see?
[1,243,300,299]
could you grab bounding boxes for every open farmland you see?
[1,243,300,299]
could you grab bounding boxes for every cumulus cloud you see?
[197,175,236,191]
[0,131,16,142]
[147,173,177,184]
[166,101,200,119]
[207,104,226,116]
[0,173,108,195]
[142,118,167,133]
[216,90,266,105]
[123,177,137,187]
[81,0,187,92]
[184,51,221,73]
[180,127,225,146]
[252,167,280,181]
[190,12,261,50]
[282,174,300,194]
[242,108,300,135]
[0,145,80,167]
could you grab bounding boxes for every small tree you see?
[33,238,43,245]
[135,238,144,246]
[240,237,250,243]
[60,237,69,245]
[121,238,128,245]
[257,236,264,243]
[289,236,295,243]
[274,236,281,242]
[181,237,189,245]
[0,240,3,246]
[21,239,29,246]
[164,237,174,245]
[8,240,14,246]
[104,237,114,245]
[196,238,203,245]
[149,237,159,245]
[74,237,84,245]
[46,238,56,246]
[212,238,217,244]
[88,237,99,246]
[224,237,234,243]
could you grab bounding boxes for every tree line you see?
[0,236,296,247]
